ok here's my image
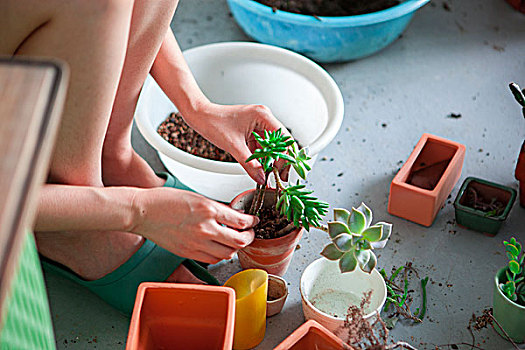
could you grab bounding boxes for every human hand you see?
[130,187,258,264]
[182,103,291,184]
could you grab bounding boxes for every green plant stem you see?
[249,184,261,215]
[272,167,285,192]
[398,275,409,307]
[419,277,429,319]
[390,266,404,281]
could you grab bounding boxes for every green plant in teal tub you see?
[493,236,525,342]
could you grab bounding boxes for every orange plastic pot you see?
[388,133,466,226]
[515,140,525,207]
[274,320,346,350]
[126,282,235,350]
[506,0,525,13]
[230,189,303,276]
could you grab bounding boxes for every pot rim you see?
[494,267,525,310]
[227,0,430,27]
[135,42,343,175]
[267,274,289,303]
[300,258,387,320]
[230,188,304,242]
[454,177,517,221]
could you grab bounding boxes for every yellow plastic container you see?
[224,269,268,349]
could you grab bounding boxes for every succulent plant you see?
[320,203,392,274]
[247,128,329,231]
[509,82,525,119]
[499,237,525,306]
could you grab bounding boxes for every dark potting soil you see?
[158,112,236,162]
[255,0,400,17]
[254,206,294,240]
[463,187,506,216]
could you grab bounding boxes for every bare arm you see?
[35,184,138,232]
[150,30,209,120]
[151,30,289,184]
[35,184,257,264]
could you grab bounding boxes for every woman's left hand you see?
[183,102,290,185]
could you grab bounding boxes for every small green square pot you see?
[453,177,516,236]
[493,267,525,343]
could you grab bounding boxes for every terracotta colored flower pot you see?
[506,0,525,13]
[388,133,466,226]
[230,189,304,276]
[515,140,525,207]
[126,282,235,350]
[267,274,288,317]
[274,320,345,350]
[493,267,525,343]
[454,177,516,236]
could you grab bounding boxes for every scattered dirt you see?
[253,206,294,240]
[447,113,462,119]
[255,0,400,17]
[158,112,236,162]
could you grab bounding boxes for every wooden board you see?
[0,58,68,320]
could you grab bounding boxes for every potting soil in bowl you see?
[255,0,400,16]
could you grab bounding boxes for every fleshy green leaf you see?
[327,221,351,239]
[356,203,372,228]
[349,208,366,234]
[333,208,351,224]
[362,252,377,273]
[506,244,519,258]
[362,225,383,242]
[321,243,344,260]
[293,163,306,180]
[509,260,521,274]
[376,222,393,241]
[354,250,371,270]
[339,252,358,273]
[334,233,353,252]
[510,83,525,107]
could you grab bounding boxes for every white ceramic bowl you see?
[135,42,343,202]
[300,258,386,340]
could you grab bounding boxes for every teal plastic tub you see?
[454,177,517,236]
[227,0,430,63]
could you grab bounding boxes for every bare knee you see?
[61,0,135,21]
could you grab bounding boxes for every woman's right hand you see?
[129,187,258,264]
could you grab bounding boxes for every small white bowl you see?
[134,42,343,202]
[300,258,386,341]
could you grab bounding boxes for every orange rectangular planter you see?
[126,282,235,350]
[388,133,466,227]
[274,320,345,350]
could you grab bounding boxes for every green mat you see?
[0,232,55,350]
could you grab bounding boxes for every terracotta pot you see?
[300,258,386,343]
[506,0,525,13]
[388,133,466,226]
[454,177,516,236]
[515,140,525,207]
[274,320,345,350]
[230,189,304,276]
[126,282,235,350]
[267,274,288,317]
